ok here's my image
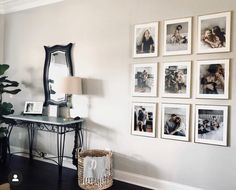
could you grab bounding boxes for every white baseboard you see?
[10,146,203,190]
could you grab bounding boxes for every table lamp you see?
[58,76,82,118]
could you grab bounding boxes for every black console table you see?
[3,115,84,175]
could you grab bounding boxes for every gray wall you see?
[0,15,4,63]
[3,0,236,189]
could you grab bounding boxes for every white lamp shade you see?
[58,76,82,95]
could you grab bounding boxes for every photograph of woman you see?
[198,12,231,53]
[197,59,229,99]
[161,104,190,141]
[133,22,158,57]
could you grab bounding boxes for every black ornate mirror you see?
[43,43,73,106]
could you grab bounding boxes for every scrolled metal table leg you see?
[57,126,66,177]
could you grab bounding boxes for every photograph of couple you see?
[162,104,189,141]
[132,103,156,137]
[195,106,228,146]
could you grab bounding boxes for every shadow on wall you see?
[82,78,104,97]
[113,152,159,178]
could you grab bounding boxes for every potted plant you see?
[0,64,21,163]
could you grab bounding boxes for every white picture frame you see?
[131,102,156,137]
[195,105,228,146]
[131,63,157,97]
[197,11,231,54]
[196,59,229,99]
[163,17,192,56]
[24,101,43,114]
[133,22,158,58]
[162,61,191,98]
[161,104,190,141]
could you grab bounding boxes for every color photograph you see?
[133,22,158,58]
[195,105,228,146]
[198,12,231,53]
[164,17,192,55]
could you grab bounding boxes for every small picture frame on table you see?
[24,101,43,115]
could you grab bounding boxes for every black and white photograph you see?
[132,63,157,96]
[195,105,228,146]
[24,101,43,114]
[162,62,191,98]
[164,17,192,55]
[161,104,190,141]
[131,103,156,137]
[196,59,229,99]
[133,22,158,58]
[198,12,231,53]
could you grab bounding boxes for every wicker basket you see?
[78,149,113,190]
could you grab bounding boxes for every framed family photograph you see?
[24,101,43,114]
[131,102,156,137]
[195,105,228,146]
[164,17,192,55]
[132,63,157,96]
[197,11,231,53]
[161,104,190,141]
[133,22,158,58]
[196,59,229,99]
[162,61,191,98]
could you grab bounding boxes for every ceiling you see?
[0,0,64,14]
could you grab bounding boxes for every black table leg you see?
[72,123,83,167]
[7,124,14,154]
[27,123,35,160]
[57,126,66,176]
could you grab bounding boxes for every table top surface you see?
[3,115,84,126]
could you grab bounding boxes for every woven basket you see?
[78,149,113,190]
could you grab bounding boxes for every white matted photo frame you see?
[163,17,192,56]
[24,101,43,114]
[131,102,156,137]
[162,61,191,98]
[195,105,228,146]
[197,11,231,54]
[131,63,157,97]
[196,59,229,99]
[133,22,158,58]
[161,103,190,141]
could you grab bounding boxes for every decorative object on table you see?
[47,105,58,117]
[0,64,21,163]
[133,22,158,58]
[43,43,74,107]
[162,61,191,98]
[197,11,231,54]
[23,101,43,115]
[56,76,83,118]
[196,59,229,99]
[131,102,156,137]
[163,17,192,56]
[161,103,190,142]
[195,105,228,146]
[131,63,157,97]
[78,149,113,190]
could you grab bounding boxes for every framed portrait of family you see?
[196,59,229,99]
[162,61,191,98]
[131,102,156,137]
[131,63,157,97]
[133,22,158,58]
[163,17,192,56]
[161,104,190,141]
[195,105,228,146]
[197,11,231,53]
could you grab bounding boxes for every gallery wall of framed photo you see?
[131,11,231,147]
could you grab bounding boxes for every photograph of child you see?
[133,22,158,57]
[162,62,191,98]
[132,63,157,96]
[195,105,228,146]
[164,17,191,55]
[198,12,231,53]
[197,59,229,99]
[132,103,156,137]
[161,104,189,141]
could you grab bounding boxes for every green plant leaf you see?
[0,102,14,116]
[0,64,9,75]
